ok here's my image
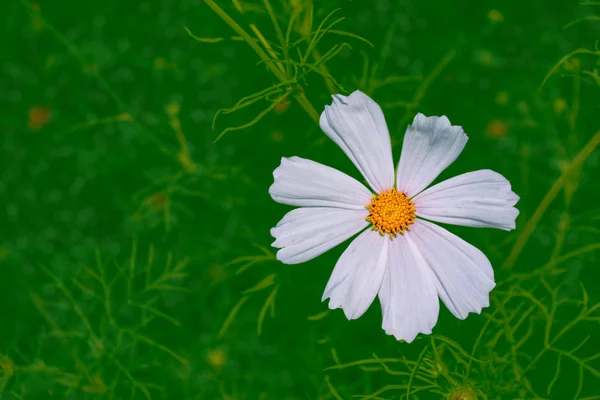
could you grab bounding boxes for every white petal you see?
[322,229,388,320]
[396,114,468,197]
[408,220,495,319]
[271,207,369,265]
[378,234,439,343]
[320,90,395,193]
[414,170,520,231]
[269,156,373,210]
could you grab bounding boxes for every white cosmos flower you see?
[269,90,519,343]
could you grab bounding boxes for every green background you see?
[1,0,600,398]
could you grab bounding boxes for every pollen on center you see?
[366,188,416,238]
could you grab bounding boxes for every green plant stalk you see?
[204,0,320,124]
[503,130,600,269]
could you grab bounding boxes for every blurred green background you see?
[1,0,600,398]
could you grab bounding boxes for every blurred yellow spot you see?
[206,264,228,285]
[0,248,6,260]
[147,191,169,211]
[274,98,290,114]
[554,98,568,114]
[45,56,55,70]
[207,348,226,369]
[485,119,508,139]
[82,63,99,75]
[488,9,504,23]
[206,64,221,78]
[166,101,180,118]
[475,49,494,67]
[449,386,476,400]
[154,57,177,70]
[154,57,168,69]
[271,130,284,142]
[517,101,529,114]
[28,106,51,130]
[0,355,14,378]
[29,3,45,31]
[516,101,537,127]
[134,192,168,222]
[495,91,509,105]
[117,112,133,121]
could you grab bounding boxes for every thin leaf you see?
[184,26,225,43]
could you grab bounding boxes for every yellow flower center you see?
[366,188,416,238]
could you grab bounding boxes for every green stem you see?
[503,130,600,269]
[203,0,319,124]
